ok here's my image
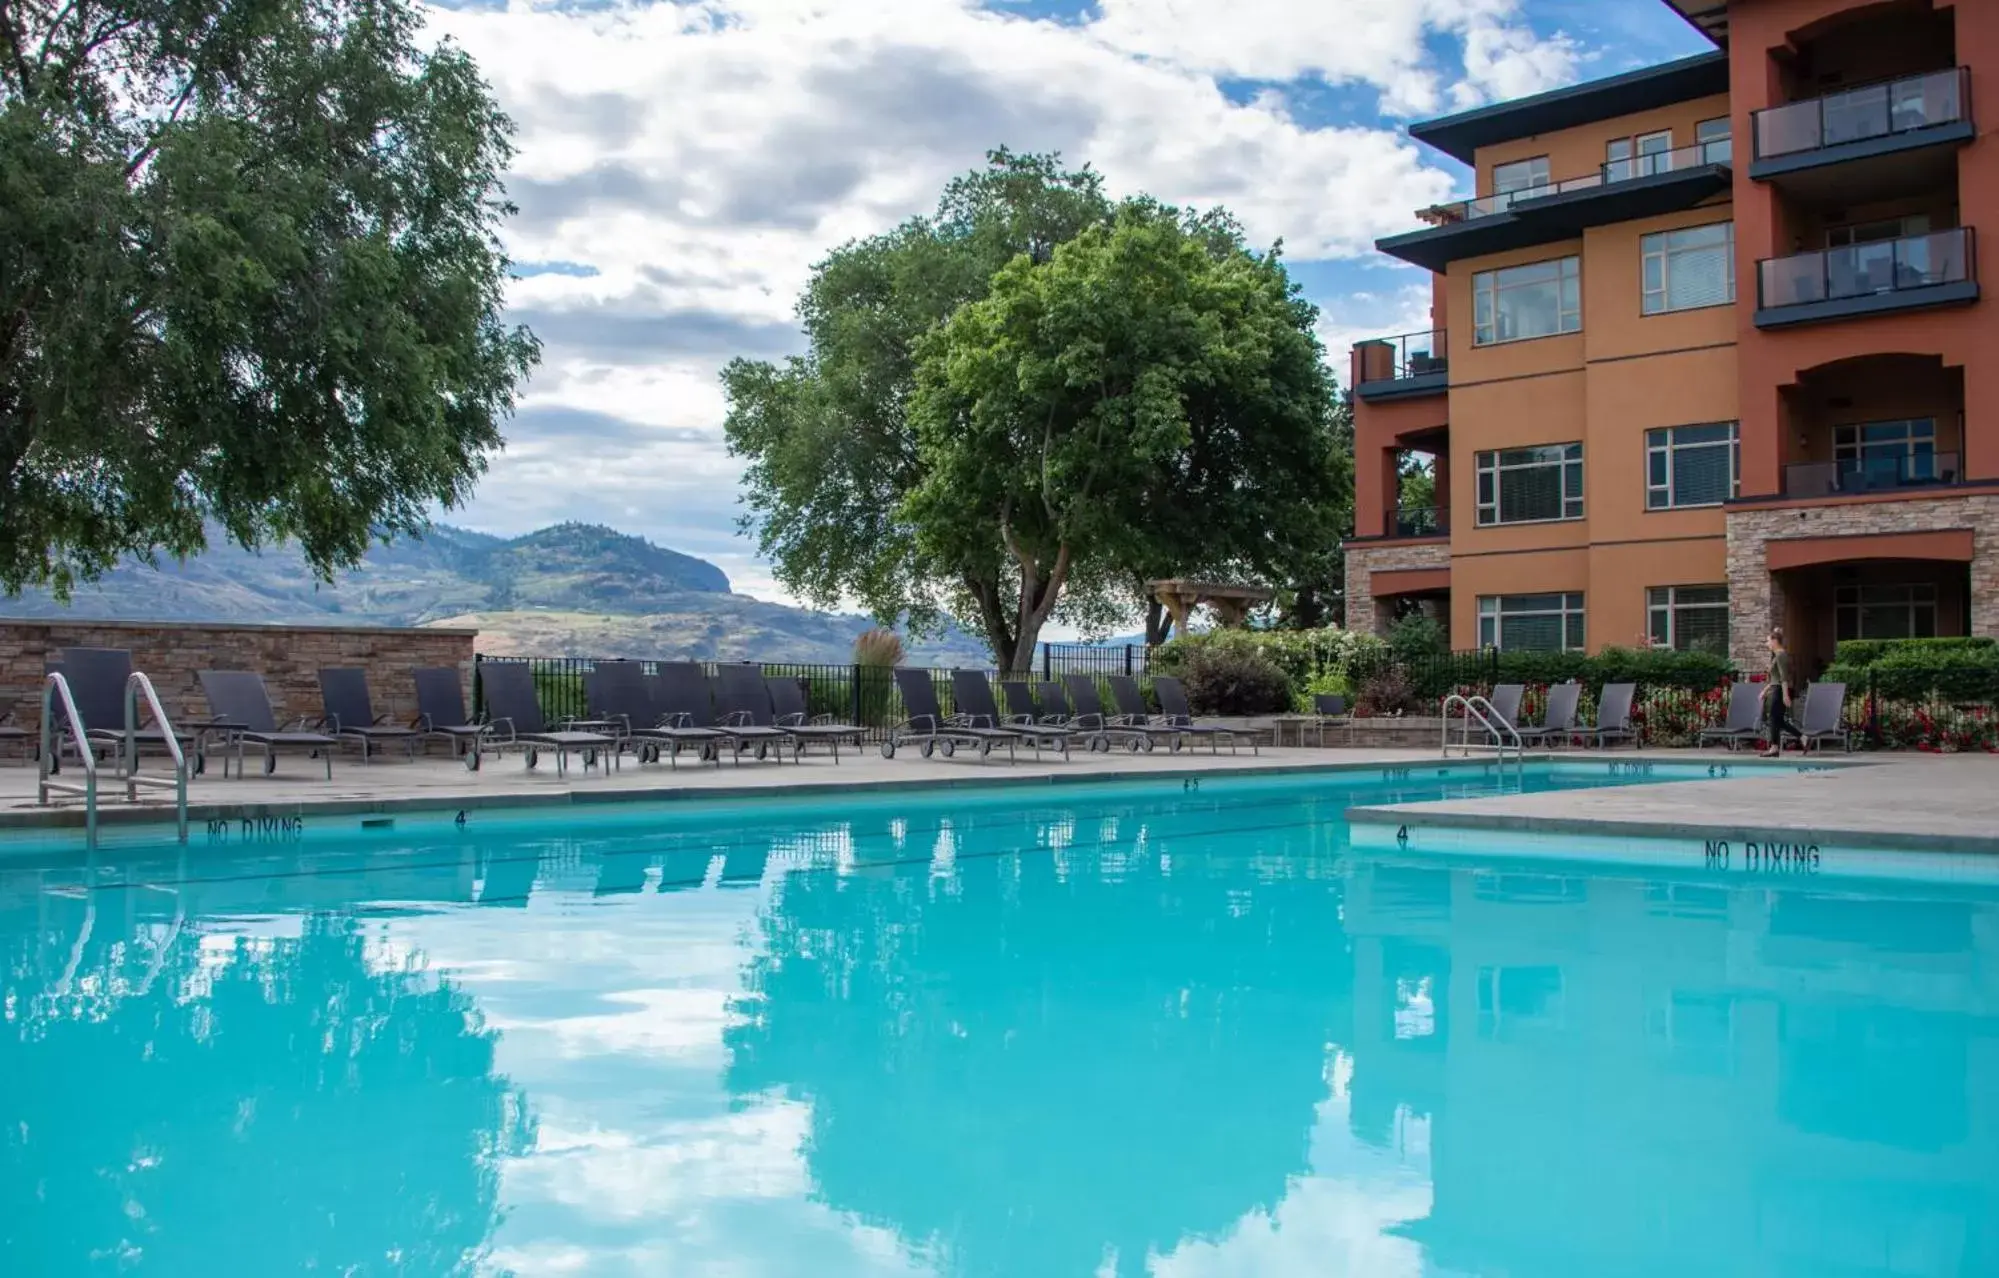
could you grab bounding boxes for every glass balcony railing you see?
[1753,68,1970,160]
[1394,505,1444,538]
[1353,329,1447,385]
[1757,228,1975,310]
[1425,140,1732,225]
[1783,452,1962,497]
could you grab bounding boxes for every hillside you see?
[0,523,990,665]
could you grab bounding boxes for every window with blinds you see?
[1642,222,1735,315]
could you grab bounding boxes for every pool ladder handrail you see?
[1441,693,1523,768]
[37,670,190,849]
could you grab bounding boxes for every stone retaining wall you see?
[0,619,477,734]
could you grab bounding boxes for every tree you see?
[1272,390,1353,630]
[0,0,538,594]
[723,150,1113,654]
[906,199,1342,668]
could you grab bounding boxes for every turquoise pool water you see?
[3,764,1994,1276]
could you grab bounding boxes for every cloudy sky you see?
[427,0,1709,600]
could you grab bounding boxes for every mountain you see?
[0,523,992,665]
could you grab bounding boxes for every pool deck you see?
[1349,752,1999,856]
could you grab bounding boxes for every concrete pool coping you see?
[1346,753,1999,858]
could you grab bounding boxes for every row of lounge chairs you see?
[1469,679,1852,753]
[876,670,1250,761]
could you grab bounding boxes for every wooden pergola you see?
[1149,579,1275,632]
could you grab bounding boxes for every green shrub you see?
[1354,667,1418,717]
[1301,671,1353,711]
[1831,636,1995,667]
[1388,613,1448,662]
[1178,643,1292,716]
[1832,648,1999,703]
[1153,627,1389,707]
[1491,646,1730,693]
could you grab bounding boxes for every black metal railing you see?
[1757,227,1975,310]
[1393,505,1443,537]
[1423,138,1731,225]
[1783,450,1962,497]
[1353,329,1447,385]
[1753,67,1970,160]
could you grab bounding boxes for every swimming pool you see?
[3,762,1993,1276]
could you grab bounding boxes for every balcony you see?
[1783,453,1962,498]
[1754,228,1978,328]
[1353,330,1447,401]
[1376,140,1732,273]
[1393,505,1445,538]
[1751,69,1973,182]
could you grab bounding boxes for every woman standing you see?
[1760,627,1800,757]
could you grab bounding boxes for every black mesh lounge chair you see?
[1795,682,1853,754]
[1104,676,1196,752]
[319,668,421,763]
[1517,682,1581,748]
[1035,681,1073,723]
[636,668,730,766]
[475,661,618,776]
[50,647,203,773]
[198,670,339,779]
[1585,682,1638,748]
[1314,693,1353,745]
[413,667,491,767]
[1061,675,1152,753]
[765,675,866,762]
[584,661,723,767]
[1153,675,1254,755]
[999,680,1044,722]
[883,668,1016,761]
[1698,681,1764,751]
[953,670,1069,759]
[1000,679,1089,754]
[713,665,805,764]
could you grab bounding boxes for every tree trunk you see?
[1144,597,1173,646]
[965,574,1019,672]
[1008,545,1071,672]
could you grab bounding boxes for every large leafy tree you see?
[723,150,1112,653]
[0,0,538,594]
[907,199,1343,668]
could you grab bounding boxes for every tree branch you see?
[0,0,34,90]
[126,75,199,177]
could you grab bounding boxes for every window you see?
[1696,116,1732,164]
[1646,423,1740,508]
[1836,583,1938,641]
[1647,586,1730,653]
[1835,418,1939,487]
[1473,257,1581,345]
[1478,593,1586,651]
[1643,222,1735,314]
[1476,444,1583,525]
[1607,129,1673,180]
[1492,156,1551,195]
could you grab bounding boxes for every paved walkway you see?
[1350,753,1999,854]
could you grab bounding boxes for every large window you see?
[1834,418,1938,486]
[1478,593,1586,651]
[1476,443,1583,525]
[1606,129,1673,180]
[1473,257,1581,345]
[1490,156,1552,212]
[1836,583,1938,641]
[1696,116,1732,164]
[1648,586,1730,653]
[1642,222,1735,314]
[1646,423,1740,509]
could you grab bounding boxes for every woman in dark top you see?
[1761,627,1799,757]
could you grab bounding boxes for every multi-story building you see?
[1344,0,1997,673]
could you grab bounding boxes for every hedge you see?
[1831,636,1996,667]
[1492,646,1731,693]
[1824,647,1999,704]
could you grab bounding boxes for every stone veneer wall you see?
[1725,495,1999,671]
[0,619,477,734]
[1344,540,1451,634]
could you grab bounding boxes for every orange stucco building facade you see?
[1345,0,1998,673]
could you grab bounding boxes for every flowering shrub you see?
[1872,701,1999,753]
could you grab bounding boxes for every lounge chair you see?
[319,667,421,763]
[713,664,807,764]
[952,670,1070,759]
[198,670,339,778]
[581,661,712,767]
[1795,682,1854,754]
[999,680,1046,723]
[1104,676,1198,752]
[1698,681,1764,751]
[1584,682,1637,748]
[1486,684,1524,733]
[474,661,619,776]
[636,667,731,765]
[1035,681,1074,723]
[883,668,1016,761]
[766,674,868,761]
[49,647,203,774]
[1060,675,1153,753]
[1517,682,1581,749]
[413,667,492,767]
[1152,675,1253,755]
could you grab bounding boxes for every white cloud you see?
[417,0,1582,586]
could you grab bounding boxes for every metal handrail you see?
[1442,693,1523,768]
[39,672,99,849]
[124,671,189,844]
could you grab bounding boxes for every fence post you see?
[1124,645,1133,678]
[1867,668,1880,748]
[1042,643,1051,680]
[851,664,863,730]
